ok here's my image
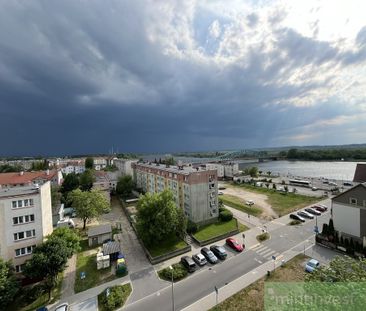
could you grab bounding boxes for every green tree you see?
[60,173,79,195]
[69,189,110,229]
[136,190,186,246]
[116,175,134,199]
[79,169,95,191]
[164,157,175,166]
[0,259,19,308]
[306,256,366,282]
[85,157,94,169]
[51,185,62,208]
[0,164,23,173]
[24,238,69,300]
[267,171,272,176]
[47,227,80,257]
[249,166,258,177]
[287,148,299,159]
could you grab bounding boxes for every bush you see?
[289,220,301,226]
[98,284,131,311]
[256,232,270,242]
[219,210,233,222]
[186,220,198,234]
[158,263,188,282]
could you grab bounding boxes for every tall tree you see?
[136,190,186,246]
[24,238,69,300]
[0,259,19,308]
[60,173,79,195]
[47,227,80,257]
[116,175,134,199]
[249,166,258,177]
[69,189,110,229]
[79,169,95,191]
[85,157,94,169]
[51,185,62,208]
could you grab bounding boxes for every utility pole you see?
[169,266,175,311]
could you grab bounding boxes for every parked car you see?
[305,208,321,216]
[329,182,337,186]
[289,213,305,222]
[313,205,327,212]
[311,186,318,191]
[55,303,69,311]
[297,211,314,219]
[343,182,353,186]
[246,200,254,206]
[181,256,197,272]
[305,259,320,273]
[210,245,227,260]
[201,247,218,264]
[218,191,224,195]
[226,237,244,252]
[192,253,207,266]
[323,180,329,184]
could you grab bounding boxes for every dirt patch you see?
[222,186,278,219]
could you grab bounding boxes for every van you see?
[57,218,75,229]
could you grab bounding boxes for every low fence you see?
[191,219,240,247]
[315,235,365,258]
[119,197,191,264]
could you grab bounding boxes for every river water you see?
[239,160,366,181]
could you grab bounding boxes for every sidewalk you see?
[60,254,77,299]
[182,239,314,311]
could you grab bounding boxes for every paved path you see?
[61,254,77,299]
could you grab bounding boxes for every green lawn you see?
[238,222,249,233]
[98,284,132,311]
[220,194,262,216]
[146,235,188,258]
[193,219,238,242]
[229,183,320,216]
[210,254,308,311]
[74,252,116,293]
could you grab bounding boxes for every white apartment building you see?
[133,162,218,224]
[114,159,138,176]
[205,162,239,179]
[93,158,108,171]
[0,182,53,273]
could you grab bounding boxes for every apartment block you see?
[0,182,53,273]
[133,162,218,224]
[0,170,63,188]
[205,162,239,179]
[114,158,138,176]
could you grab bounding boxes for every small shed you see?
[103,241,121,260]
[88,224,112,247]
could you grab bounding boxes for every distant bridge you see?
[216,150,285,161]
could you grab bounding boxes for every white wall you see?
[333,202,360,237]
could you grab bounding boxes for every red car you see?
[226,238,244,252]
[313,205,327,212]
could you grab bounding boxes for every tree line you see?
[284,148,366,160]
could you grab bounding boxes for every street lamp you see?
[169,266,175,311]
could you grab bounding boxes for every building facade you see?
[114,159,138,177]
[332,183,366,242]
[205,162,239,179]
[0,182,53,273]
[133,162,218,224]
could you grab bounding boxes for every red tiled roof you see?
[0,170,57,185]
[353,164,366,183]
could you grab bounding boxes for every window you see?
[13,217,18,225]
[12,214,34,225]
[30,214,35,222]
[24,199,29,207]
[12,201,17,208]
[14,230,35,241]
[29,199,34,206]
[15,245,36,257]
[17,200,22,208]
[15,264,25,273]
[350,198,357,205]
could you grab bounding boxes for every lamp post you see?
[169,266,175,311]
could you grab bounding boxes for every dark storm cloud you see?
[0,0,366,156]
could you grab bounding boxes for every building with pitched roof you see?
[0,170,63,189]
[354,163,366,183]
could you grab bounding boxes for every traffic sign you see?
[314,226,319,233]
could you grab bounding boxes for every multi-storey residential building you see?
[60,160,86,175]
[0,182,53,273]
[0,170,63,189]
[93,171,111,203]
[332,183,366,242]
[93,158,108,171]
[133,162,218,224]
[205,162,239,179]
[205,163,225,178]
[114,159,138,177]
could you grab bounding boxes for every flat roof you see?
[88,224,112,237]
[0,185,40,198]
[135,162,214,175]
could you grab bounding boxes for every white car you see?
[55,303,69,311]
[246,200,254,206]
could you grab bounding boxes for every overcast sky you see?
[1,0,366,156]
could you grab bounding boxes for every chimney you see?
[20,171,24,176]
[46,169,50,176]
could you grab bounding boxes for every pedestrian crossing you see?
[253,245,280,260]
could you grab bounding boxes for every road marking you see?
[254,258,263,264]
[255,245,267,252]
[256,247,270,255]
[259,249,275,257]
[264,250,276,259]
[273,252,280,258]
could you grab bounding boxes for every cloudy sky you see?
[1,0,366,156]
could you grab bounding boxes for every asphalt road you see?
[124,209,331,311]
